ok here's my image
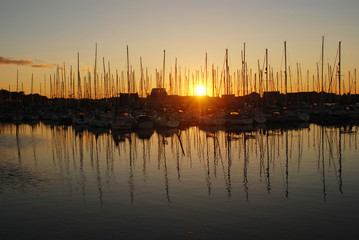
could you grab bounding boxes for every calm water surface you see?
[1,122,359,239]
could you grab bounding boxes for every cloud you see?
[57,66,69,71]
[31,64,54,69]
[0,56,32,65]
[81,67,92,72]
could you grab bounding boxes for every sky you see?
[1,0,359,96]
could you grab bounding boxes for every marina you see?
[1,0,359,239]
[1,35,359,240]
[1,86,359,128]
[2,38,358,128]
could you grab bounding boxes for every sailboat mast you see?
[163,50,166,90]
[94,43,97,99]
[322,36,324,94]
[140,57,144,98]
[205,52,207,95]
[108,61,111,97]
[175,58,178,95]
[31,73,33,95]
[338,41,341,96]
[355,68,357,97]
[243,43,246,99]
[16,69,19,93]
[102,58,106,98]
[266,48,268,93]
[284,41,287,105]
[226,48,229,95]
[127,45,130,93]
[212,64,215,97]
[77,52,81,99]
[31,73,34,103]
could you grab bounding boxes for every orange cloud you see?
[57,66,69,71]
[31,64,54,69]
[81,67,92,72]
[0,56,32,65]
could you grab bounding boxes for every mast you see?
[258,59,261,97]
[31,74,33,94]
[265,48,268,93]
[50,75,52,99]
[297,63,300,103]
[77,52,81,99]
[338,41,341,97]
[175,58,178,95]
[70,66,74,98]
[44,74,46,98]
[103,57,106,98]
[140,57,144,98]
[16,69,20,103]
[321,36,324,103]
[88,69,91,99]
[205,53,207,96]
[31,73,34,103]
[178,66,181,96]
[226,48,229,95]
[212,64,215,97]
[244,43,246,97]
[108,61,111,97]
[116,70,119,96]
[127,45,130,93]
[63,62,66,98]
[246,61,248,96]
[61,64,64,98]
[16,69,19,93]
[163,50,166,90]
[284,41,287,106]
[348,71,350,96]
[355,69,357,101]
[242,43,246,99]
[94,43,97,99]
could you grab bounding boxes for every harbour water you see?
[1,122,359,239]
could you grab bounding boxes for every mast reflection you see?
[285,130,289,198]
[243,132,249,201]
[266,131,271,193]
[1,122,357,203]
[16,124,21,166]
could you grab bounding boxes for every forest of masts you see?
[14,41,358,100]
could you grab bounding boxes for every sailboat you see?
[282,41,310,122]
[224,111,253,125]
[310,38,345,122]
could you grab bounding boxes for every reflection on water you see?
[1,122,359,239]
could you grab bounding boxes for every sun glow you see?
[195,85,206,96]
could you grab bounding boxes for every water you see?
[1,122,359,239]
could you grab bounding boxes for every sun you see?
[195,85,206,96]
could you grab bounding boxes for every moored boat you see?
[225,112,253,125]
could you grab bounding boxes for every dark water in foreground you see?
[1,122,359,239]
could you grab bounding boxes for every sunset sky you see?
[1,0,358,96]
